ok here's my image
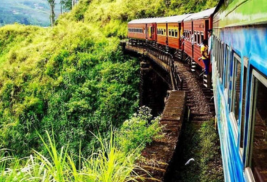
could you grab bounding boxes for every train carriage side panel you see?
[157,23,167,46]
[193,18,209,69]
[128,23,146,40]
[212,0,267,181]
[167,23,179,49]
[184,20,193,58]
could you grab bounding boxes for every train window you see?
[172,30,174,37]
[194,32,197,43]
[231,54,241,124]
[218,42,222,78]
[169,29,171,36]
[218,40,220,74]
[247,70,267,181]
[240,58,248,152]
[220,43,225,80]
[216,40,219,73]
[200,32,204,45]
[224,46,230,89]
[228,49,233,109]
[175,30,178,37]
[216,39,219,70]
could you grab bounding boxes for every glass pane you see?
[223,47,225,77]
[228,57,233,109]
[240,66,247,149]
[225,49,229,88]
[251,77,267,181]
[233,57,241,121]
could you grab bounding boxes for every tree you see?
[60,0,76,12]
[47,0,56,26]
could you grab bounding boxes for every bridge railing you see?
[145,44,183,91]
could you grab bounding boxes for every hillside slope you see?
[0,0,218,156]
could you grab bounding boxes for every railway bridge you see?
[120,41,219,181]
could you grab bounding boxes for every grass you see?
[174,119,224,182]
[0,107,161,182]
[0,131,141,182]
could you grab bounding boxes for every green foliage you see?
[118,106,161,153]
[61,0,218,38]
[177,119,223,182]
[0,109,161,181]
[0,21,139,156]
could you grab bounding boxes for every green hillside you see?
[0,0,61,27]
[0,0,218,181]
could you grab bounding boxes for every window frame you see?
[239,57,248,158]
[220,42,225,81]
[224,46,231,89]
[245,69,267,182]
[229,53,242,144]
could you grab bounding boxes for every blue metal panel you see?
[220,27,267,78]
[212,26,267,181]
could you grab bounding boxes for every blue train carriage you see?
[212,0,267,181]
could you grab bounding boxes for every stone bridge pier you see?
[140,57,170,116]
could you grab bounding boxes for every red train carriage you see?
[166,15,191,50]
[185,8,215,70]
[156,18,168,46]
[128,18,158,42]
[128,19,147,40]
[183,16,194,59]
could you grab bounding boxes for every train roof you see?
[157,14,192,23]
[128,14,192,24]
[128,18,163,24]
[184,7,216,21]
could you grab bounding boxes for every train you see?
[127,0,267,181]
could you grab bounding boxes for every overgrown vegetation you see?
[0,108,161,181]
[0,0,218,180]
[175,120,223,182]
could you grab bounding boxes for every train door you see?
[149,26,152,39]
[145,24,149,40]
[205,20,209,38]
[166,23,168,45]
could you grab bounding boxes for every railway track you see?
[166,58,223,181]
